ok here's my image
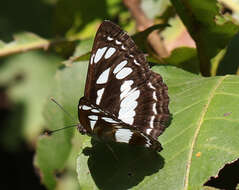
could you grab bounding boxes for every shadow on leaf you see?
[82,140,164,190]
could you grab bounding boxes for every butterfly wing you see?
[78,99,162,151]
[82,20,169,141]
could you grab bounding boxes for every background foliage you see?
[0,0,239,189]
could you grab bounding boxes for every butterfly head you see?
[77,123,87,135]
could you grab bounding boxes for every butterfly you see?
[77,20,170,152]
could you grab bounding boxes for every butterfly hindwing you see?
[132,71,169,139]
[78,99,162,151]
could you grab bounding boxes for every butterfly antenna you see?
[50,97,75,120]
[43,124,78,136]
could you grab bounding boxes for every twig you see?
[123,0,169,58]
[0,37,78,57]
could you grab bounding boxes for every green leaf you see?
[170,0,239,75]
[34,61,89,190]
[33,26,239,190]
[0,51,60,148]
[76,140,97,189]
[0,33,49,57]
[164,47,200,74]
[74,65,239,189]
[141,0,171,19]
[217,32,239,75]
[141,66,239,189]
[62,38,93,65]
[73,38,94,57]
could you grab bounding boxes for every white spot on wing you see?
[153,103,157,114]
[141,133,151,147]
[88,115,98,120]
[118,88,140,125]
[115,40,122,45]
[94,47,107,63]
[120,80,133,91]
[153,91,157,100]
[121,89,140,107]
[107,36,113,41]
[146,128,152,135]
[82,105,91,110]
[102,117,118,124]
[119,114,134,125]
[96,68,110,84]
[91,109,100,113]
[90,54,95,65]
[121,45,126,50]
[116,67,132,79]
[134,59,140,66]
[120,80,133,100]
[150,116,155,128]
[149,82,156,90]
[115,129,133,143]
[105,47,116,59]
[113,60,127,74]
[96,88,105,105]
[90,120,97,130]
[119,100,137,116]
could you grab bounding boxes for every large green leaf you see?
[75,65,239,189]
[35,35,239,190]
[35,58,239,189]
[170,0,239,75]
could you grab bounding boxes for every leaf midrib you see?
[183,75,227,189]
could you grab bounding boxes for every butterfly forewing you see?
[79,20,170,151]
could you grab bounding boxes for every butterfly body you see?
[78,21,170,152]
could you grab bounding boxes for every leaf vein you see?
[174,99,206,116]
[215,92,239,98]
[163,123,195,146]
[168,78,206,88]
[205,117,239,123]
[183,75,227,189]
